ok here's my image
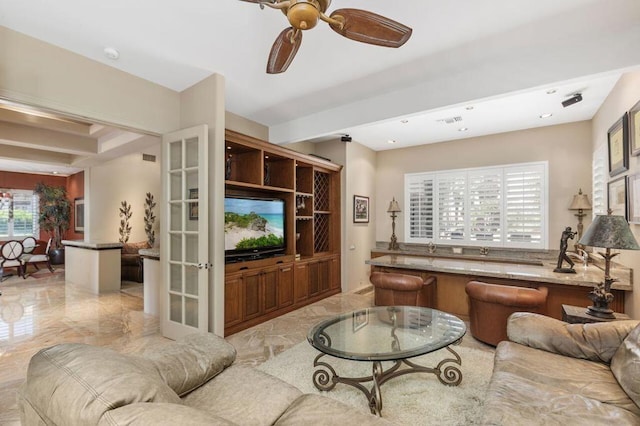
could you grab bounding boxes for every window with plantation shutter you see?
[405,162,547,249]
[437,173,466,240]
[592,145,607,217]
[406,174,434,240]
[0,190,40,239]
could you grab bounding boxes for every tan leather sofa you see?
[121,241,150,283]
[482,312,640,425]
[20,333,393,426]
[465,281,548,346]
[370,272,436,307]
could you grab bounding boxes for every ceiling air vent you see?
[142,154,156,162]
[436,116,463,124]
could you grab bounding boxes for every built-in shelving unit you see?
[224,129,342,336]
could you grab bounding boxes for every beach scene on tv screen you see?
[224,198,284,251]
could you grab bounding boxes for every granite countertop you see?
[139,248,160,259]
[62,240,124,250]
[366,254,633,291]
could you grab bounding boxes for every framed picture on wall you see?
[608,177,627,219]
[627,174,640,224]
[74,197,85,233]
[630,99,640,156]
[353,195,369,223]
[607,113,629,177]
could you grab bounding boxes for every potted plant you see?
[34,182,72,265]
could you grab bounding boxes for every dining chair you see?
[23,238,54,275]
[22,237,38,255]
[1,240,26,281]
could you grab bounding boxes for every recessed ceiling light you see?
[104,47,120,60]
[52,171,59,175]
[539,113,553,118]
[388,140,397,144]
[400,119,409,124]
[465,106,474,110]
[227,146,232,150]
[546,89,557,95]
[458,127,468,132]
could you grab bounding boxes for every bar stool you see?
[369,272,436,307]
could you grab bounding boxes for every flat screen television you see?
[224,196,285,261]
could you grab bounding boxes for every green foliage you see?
[119,201,132,243]
[144,192,156,247]
[225,211,263,228]
[34,182,72,249]
[235,234,284,249]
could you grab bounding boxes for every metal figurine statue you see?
[554,226,577,273]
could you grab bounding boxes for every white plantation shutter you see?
[405,162,547,248]
[504,165,546,247]
[592,145,607,217]
[469,169,501,242]
[0,190,39,239]
[405,174,434,240]
[437,174,466,240]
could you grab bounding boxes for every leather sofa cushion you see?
[23,343,180,425]
[142,333,236,397]
[481,341,640,424]
[99,403,238,426]
[183,365,302,426]
[122,241,150,254]
[611,323,640,409]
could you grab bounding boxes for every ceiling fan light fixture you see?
[288,1,320,30]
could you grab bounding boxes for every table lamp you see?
[578,212,639,318]
[568,188,591,249]
[387,198,401,250]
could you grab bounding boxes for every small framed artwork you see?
[607,113,629,177]
[627,174,640,224]
[353,195,369,223]
[608,177,627,219]
[188,188,199,220]
[629,99,640,156]
[74,197,85,233]
[352,309,369,332]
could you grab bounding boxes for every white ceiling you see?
[0,0,640,163]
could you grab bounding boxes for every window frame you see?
[404,161,549,249]
[0,189,40,240]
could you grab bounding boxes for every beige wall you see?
[591,70,640,318]
[225,111,268,141]
[88,147,161,242]
[283,141,317,156]
[375,121,593,250]
[344,142,377,292]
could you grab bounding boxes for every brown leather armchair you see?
[465,280,548,346]
[369,272,436,307]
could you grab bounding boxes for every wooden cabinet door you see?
[308,261,320,297]
[225,272,243,327]
[329,255,340,291]
[318,258,330,293]
[294,261,309,303]
[262,267,278,313]
[243,270,262,320]
[278,265,294,307]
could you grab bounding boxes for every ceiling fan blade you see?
[328,9,412,48]
[267,27,302,74]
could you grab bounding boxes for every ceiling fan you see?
[239,0,412,74]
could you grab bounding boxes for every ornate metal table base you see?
[312,344,463,416]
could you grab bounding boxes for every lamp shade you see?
[387,198,401,213]
[579,214,640,250]
[569,189,592,210]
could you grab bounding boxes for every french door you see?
[161,125,209,339]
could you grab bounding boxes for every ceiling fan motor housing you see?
[287,0,321,30]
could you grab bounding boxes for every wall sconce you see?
[579,212,639,318]
[568,188,591,249]
[387,198,401,250]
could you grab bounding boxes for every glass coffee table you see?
[307,306,466,415]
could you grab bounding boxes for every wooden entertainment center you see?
[224,130,342,335]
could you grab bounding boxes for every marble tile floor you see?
[0,271,494,425]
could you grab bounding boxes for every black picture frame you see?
[74,197,84,233]
[608,176,627,219]
[607,113,629,177]
[188,188,198,220]
[353,195,369,223]
[629,99,640,157]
